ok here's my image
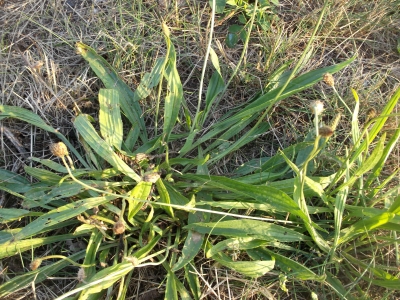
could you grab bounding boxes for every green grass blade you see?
[0,105,89,168]
[339,212,395,245]
[74,114,141,182]
[99,89,123,149]
[350,86,400,164]
[333,133,385,194]
[365,126,400,189]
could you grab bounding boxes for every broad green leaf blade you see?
[8,195,117,242]
[0,169,29,184]
[202,70,225,127]
[247,248,325,281]
[155,179,174,218]
[213,251,275,278]
[185,220,309,242]
[0,105,89,168]
[0,208,34,224]
[181,174,307,219]
[76,42,147,142]
[22,181,84,209]
[207,237,268,258]
[24,166,62,184]
[74,114,141,182]
[0,233,85,260]
[165,271,179,300]
[127,181,152,222]
[210,0,227,13]
[172,207,210,272]
[184,264,201,300]
[162,26,184,142]
[62,262,134,300]
[99,89,123,149]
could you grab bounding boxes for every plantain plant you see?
[1,7,400,300]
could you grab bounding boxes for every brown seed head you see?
[330,113,342,131]
[30,259,42,270]
[144,172,160,183]
[323,73,335,87]
[319,126,334,138]
[135,153,148,163]
[113,220,125,235]
[50,142,69,158]
[366,107,377,119]
[77,268,86,281]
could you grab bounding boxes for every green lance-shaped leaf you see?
[212,250,275,278]
[155,178,174,218]
[126,181,152,222]
[7,195,117,242]
[162,24,184,142]
[247,247,326,281]
[0,232,86,260]
[0,105,89,168]
[338,211,396,245]
[76,42,147,142]
[74,114,141,182]
[181,174,308,220]
[172,206,210,272]
[99,89,123,149]
[185,219,309,242]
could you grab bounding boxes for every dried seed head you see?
[113,220,125,235]
[330,113,342,131]
[144,172,160,183]
[366,107,377,119]
[135,153,148,163]
[125,256,139,266]
[319,126,334,138]
[323,73,335,87]
[49,142,69,158]
[310,100,324,116]
[77,268,86,282]
[30,259,42,270]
